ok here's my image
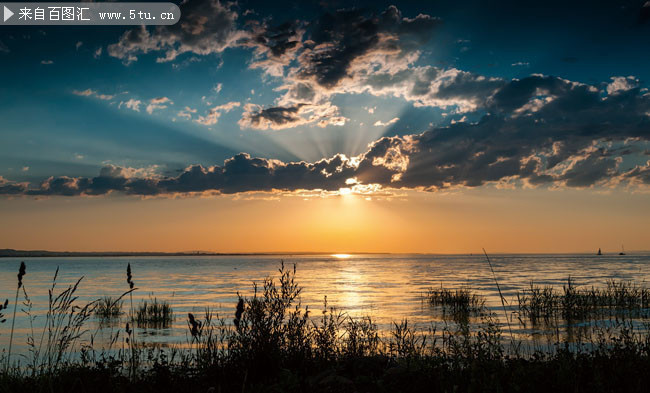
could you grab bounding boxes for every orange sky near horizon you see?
[0,187,648,254]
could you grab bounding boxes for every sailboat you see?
[619,245,626,256]
[597,248,602,256]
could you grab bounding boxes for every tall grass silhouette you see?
[426,286,485,315]
[482,249,515,345]
[95,296,124,318]
[6,262,25,370]
[517,277,650,324]
[135,297,173,327]
[2,260,650,393]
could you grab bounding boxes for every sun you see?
[338,187,352,196]
[331,253,352,259]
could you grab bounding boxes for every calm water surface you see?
[1,253,649,357]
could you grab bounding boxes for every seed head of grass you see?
[188,313,201,337]
[126,263,134,289]
[17,261,26,289]
[0,299,8,324]
[234,297,244,328]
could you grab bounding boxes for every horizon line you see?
[1,248,648,258]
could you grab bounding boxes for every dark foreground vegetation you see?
[1,262,650,393]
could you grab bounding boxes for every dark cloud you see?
[243,19,304,76]
[623,162,650,184]
[9,154,356,196]
[248,21,301,58]
[0,182,26,195]
[107,4,450,128]
[3,74,650,197]
[108,0,243,63]
[560,149,619,188]
[298,6,440,88]
[239,101,346,130]
[239,104,306,129]
[238,6,443,130]
[376,75,650,190]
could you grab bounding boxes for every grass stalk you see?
[7,261,26,370]
[482,249,515,345]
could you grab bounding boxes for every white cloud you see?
[373,117,399,127]
[450,116,468,124]
[195,101,240,125]
[213,101,240,112]
[119,99,142,112]
[72,89,114,100]
[317,116,347,128]
[606,76,639,95]
[146,97,173,114]
[177,106,198,120]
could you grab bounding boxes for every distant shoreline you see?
[0,248,647,258]
[0,249,386,258]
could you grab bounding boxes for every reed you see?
[517,277,650,324]
[95,296,124,319]
[126,263,135,320]
[229,261,312,372]
[343,315,380,357]
[135,298,173,327]
[389,319,427,358]
[426,286,485,316]
[186,308,230,368]
[482,249,516,346]
[311,296,344,361]
[6,262,25,370]
[122,262,139,377]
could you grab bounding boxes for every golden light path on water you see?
[1,253,650,357]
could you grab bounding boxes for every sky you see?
[0,0,649,253]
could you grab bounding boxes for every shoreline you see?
[0,249,391,258]
[1,249,649,258]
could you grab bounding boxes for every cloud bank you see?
[3,74,650,197]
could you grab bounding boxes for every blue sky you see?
[1,0,649,195]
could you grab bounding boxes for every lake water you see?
[1,253,649,359]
